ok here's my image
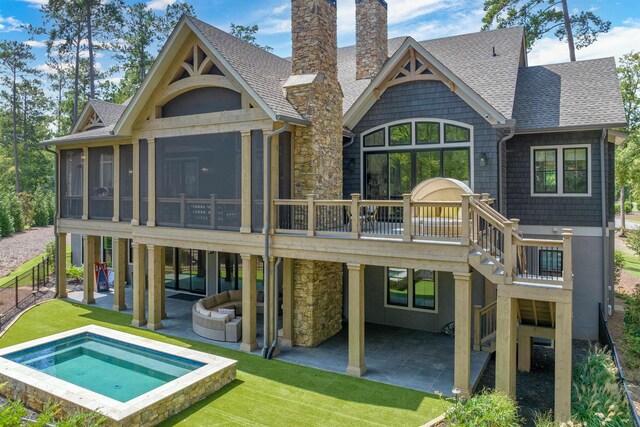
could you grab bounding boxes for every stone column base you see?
[131,319,147,328]
[346,365,367,377]
[147,322,163,331]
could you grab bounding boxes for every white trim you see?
[530,144,592,197]
[518,225,603,237]
[359,118,474,195]
[383,267,439,313]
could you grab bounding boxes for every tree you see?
[616,52,640,232]
[230,24,273,52]
[481,0,611,61]
[0,41,38,192]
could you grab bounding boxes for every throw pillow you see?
[195,302,210,317]
[218,307,236,320]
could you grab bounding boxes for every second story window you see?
[531,145,590,196]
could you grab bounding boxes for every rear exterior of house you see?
[47,0,626,421]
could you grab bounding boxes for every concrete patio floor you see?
[66,286,490,397]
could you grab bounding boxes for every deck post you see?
[495,294,517,396]
[554,301,573,422]
[240,131,252,233]
[454,272,473,396]
[402,194,412,242]
[112,237,127,311]
[281,258,294,347]
[82,235,97,304]
[147,138,156,227]
[147,244,163,330]
[82,147,89,220]
[131,242,147,327]
[307,194,316,236]
[346,263,366,376]
[562,229,573,290]
[160,246,167,319]
[113,144,120,222]
[503,221,514,283]
[350,194,361,238]
[131,139,140,226]
[56,232,67,298]
[461,194,471,243]
[240,254,258,352]
[473,304,481,351]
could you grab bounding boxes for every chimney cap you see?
[356,0,388,9]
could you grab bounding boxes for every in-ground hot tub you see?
[0,325,236,426]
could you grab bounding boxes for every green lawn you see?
[621,251,640,279]
[0,300,449,426]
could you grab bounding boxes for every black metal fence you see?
[599,303,640,426]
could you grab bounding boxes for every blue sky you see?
[0,0,639,83]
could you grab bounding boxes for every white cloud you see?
[25,40,47,48]
[20,0,47,7]
[273,3,289,15]
[147,0,175,11]
[390,7,485,40]
[261,18,291,35]
[528,21,640,65]
[0,16,25,33]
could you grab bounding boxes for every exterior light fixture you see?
[452,387,461,404]
[479,153,487,168]
[127,169,133,175]
[201,167,209,174]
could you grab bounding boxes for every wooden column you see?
[454,272,473,396]
[160,246,167,319]
[113,144,120,222]
[82,235,97,304]
[131,242,147,327]
[495,294,517,396]
[147,244,163,330]
[240,131,252,233]
[346,263,366,376]
[112,237,127,311]
[132,140,140,226]
[517,333,532,372]
[147,138,156,227]
[240,254,257,352]
[281,258,294,347]
[82,147,89,220]
[57,233,67,298]
[555,301,573,422]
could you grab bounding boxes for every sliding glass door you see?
[164,247,206,294]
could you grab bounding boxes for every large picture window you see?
[362,119,472,199]
[386,268,437,311]
[531,145,590,196]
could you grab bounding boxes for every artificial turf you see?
[0,300,449,426]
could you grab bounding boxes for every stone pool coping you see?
[0,325,236,424]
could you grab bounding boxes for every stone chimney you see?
[356,0,388,80]
[291,0,338,79]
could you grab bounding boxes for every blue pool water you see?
[3,333,204,402]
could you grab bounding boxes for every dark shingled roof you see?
[90,99,127,126]
[513,58,627,131]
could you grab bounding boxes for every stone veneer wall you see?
[287,0,344,348]
[0,363,236,427]
[356,0,388,80]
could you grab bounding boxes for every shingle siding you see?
[506,130,605,226]
[343,80,501,199]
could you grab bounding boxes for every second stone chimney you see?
[356,0,388,80]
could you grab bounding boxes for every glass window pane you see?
[219,252,239,292]
[416,122,439,144]
[444,124,470,143]
[164,247,175,289]
[387,268,408,306]
[365,153,388,199]
[563,148,588,193]
[533,149,557,193]
[389,152,412,197]
[416,151,441,183]
[102,237,112,267]
[443,149,470,185]
[413,269,435,310]
[540,249,563,277]
[363,129,385,147]
[389,123,411,146]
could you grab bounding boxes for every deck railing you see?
[273,194,463,242]
[473,300,497,351]
[156,194,241,231]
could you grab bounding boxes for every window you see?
[386,268,437,311]
[443,149,470,183]
[101,237,112,267]
[416,122,439,144]
[531,145,590,196]
[539,249,563,277]
[363,129,384,147]
[389,123,411,146]
[444,124,470,143]
[364,153,388,199]
[389,152,412,197]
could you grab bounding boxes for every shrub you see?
[444,391,521,426]
[615,204,620,215]
[44,241,55,261]
[32,189,49,227]
[6,191,24,232]
[67,264,83,283]
[572,346,630,426]
[614,250,625,287]
[0,194,15,237]
[533,411,583,426]
[18,191,34,226]
[0,398,28,427]
[45,191,55,225]
[624,284,640,378]
[627,229,640,258]
[625,201,633,214]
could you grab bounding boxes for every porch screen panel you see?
[251,130,264,231]
[156,132,241,230]
[60,149,83,219]
[276,132,292,230]
[88,146,114,220]
[140,140,148,225]
[119,145,133,221]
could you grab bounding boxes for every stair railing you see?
[473,300,497,351]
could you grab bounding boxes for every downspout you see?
[600,128,608,315]
[263,123,290,358]
[497,120,516,214]
[44,145,59,298]
[343,134,356,149]
[267,257,283,359]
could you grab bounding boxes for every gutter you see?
[43,145,59,298]
[263,123,290,359]
[599,128,608,315]
[496,119,516,214]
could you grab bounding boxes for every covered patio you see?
[66,286,490,396]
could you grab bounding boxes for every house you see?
[44,0,626,421]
